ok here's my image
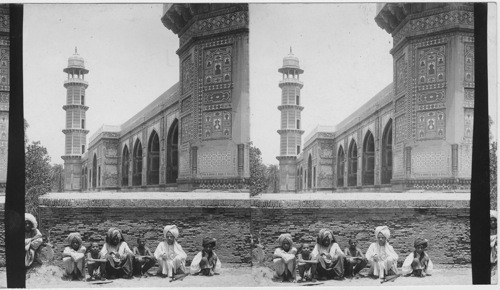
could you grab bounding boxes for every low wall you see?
[251,207,470,265]
[38,196,251,266]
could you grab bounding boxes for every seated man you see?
[344,238,368,278]
[312,229,346,280]
[190,237,221,276]
[297,243,318,282]
[62,232,86,281]
[273,233,297,282]
[154,225,187,278]
[100,227,135,279]
[365,226,399,280]
[132,237,156,277]
[25,213,43,268]
[402,238,433,277]
[86,242,107,281]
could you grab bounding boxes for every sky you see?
[23,3,498,166]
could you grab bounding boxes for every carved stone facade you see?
[0,5,8,193]
[286,3,474,192]
[71,4,250,192]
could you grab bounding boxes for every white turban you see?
[375,226,390,239]
[25,213,38,229]
[163,225,179,239]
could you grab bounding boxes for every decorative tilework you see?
[417,89,446,111]
[181,96,192,113]
[0,92,7,111]
[393,9,474,46]
[178,143,190,176]
[463,108,473,142]
[464,88,474,108]
[204,89,231,104]
[417,45,446,86]
[0,46,8,87]
[464,42,474,87]
[411,149,450,177]
[392,143,404,178]
[181,114,193,143]
[181,55,194,94]
[395,54,406,93]
[395,96,406,114]
[204,46,232,86]
[458,144,472,177]
[0,10,8,33]
[417,110,445,140]
[202,110,232,140]
[198,149,235,176]
[395,115,406,143]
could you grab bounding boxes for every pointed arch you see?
[133,139,143,186]
[348,140,358,186]
[307,154,312,189]
[337,145,345,187]
[381,119,393,184]
[122,145,130,186]
[92,154,97,188]
[166,119,179,183]
[147,130,160,185]
[362,130,375,185]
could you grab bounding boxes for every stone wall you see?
[251,207,470,265]
[38,206,251,266]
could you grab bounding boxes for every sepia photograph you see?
[0,1,497,288]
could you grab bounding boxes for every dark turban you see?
[105,227,125,244]
[414,238,428,249]
[203,237,217,248]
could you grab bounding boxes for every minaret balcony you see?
[279,78,303,88]
[63,104,89,111]
[64,78,88,88]
[278,104,304,111]
[62,128,90,134]
[277,129,305,135]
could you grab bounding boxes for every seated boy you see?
[273,233,297,282]
[402,238,433,277]
[190,237,221,276]
[344,239,368,278]
[62,232,86,281]
[133,237,156,277]
[297,243,318,282]
[86,242,107,281]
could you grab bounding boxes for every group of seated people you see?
[25,214,221,281]
[273,226,433,282]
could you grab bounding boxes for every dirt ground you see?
[0,263,481,288]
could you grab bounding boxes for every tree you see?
[490,117,497,210]
[249,143,268,196]
[266,164,280,193]
[50,164,64,193]
[25,141,52,216]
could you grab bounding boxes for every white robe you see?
[273,247,296,275]
[365,242,398,278]
[154,241,187,276]
[311,243,343,261]
[62,246,86,276]
[401,252,433,276]
[190,251,222,274]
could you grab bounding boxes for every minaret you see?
[62,48,89,191]
[276,48,304,192]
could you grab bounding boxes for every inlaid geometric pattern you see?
[464,88,474,108]
[417,110,445,140]
[204,46,232,86]
[0,9,8,33]
[0,92,7,111]
[392,143,404,178]
[0,46,8,88]
[459,144,472,177]
[395,115,406,143]
[412,149,450,176]
[417,45,446,86]
[198,149,235,176]
[395,96,405,114]
[181,96,192,113]
[202,110,231,140]
[464,42,474,86]
[204,90,231,105]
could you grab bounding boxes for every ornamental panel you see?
[203,46,232,87]
[416,110,445,140]
[417,45,446,86]
[202,110,232,140]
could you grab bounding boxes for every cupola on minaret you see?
[61,48,89,191]
[276,48,304,192]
